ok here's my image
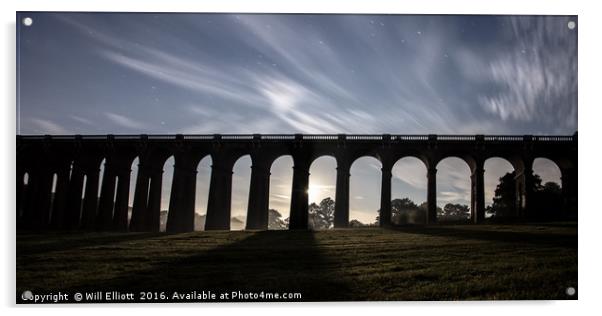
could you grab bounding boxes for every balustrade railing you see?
[17,133,577,143]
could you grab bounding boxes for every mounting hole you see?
[567,21,576,30]
[566,286,576,296]
[22,17,33,27]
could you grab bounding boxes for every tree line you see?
[267,171,565,229]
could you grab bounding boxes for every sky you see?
[17,13,576,225]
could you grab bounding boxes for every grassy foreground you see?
[16,223,577,302]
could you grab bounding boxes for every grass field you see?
[16,223,577,302]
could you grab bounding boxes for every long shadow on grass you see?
[17,231,164,256]
[387,225,577,248]
[68,230,352,302]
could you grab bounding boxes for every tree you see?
[375,198,428,225]
[532,181,563,220]
[308,197,335,230]
[490,172,517,218]
[489,171,564,221]
[268,209,287,230]
[490,171,542,218]
[349,219,365,228]
[418,202,441,223]
[440,203,470,221]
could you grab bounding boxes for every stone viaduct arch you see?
[16,133,578,232]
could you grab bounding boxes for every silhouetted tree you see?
[418,202,442,222]
[375,198,428,225]
[489,171,563,221]
[308,197,335,230]
[532,181,563,220]
[491,172,518,218]
[392,198,416,224]
[490,171,541,218]
[440,203,470,221]
[485,205,495,218]
[349,219,365,228]
[268,209,287,230]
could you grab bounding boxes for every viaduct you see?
[16,133,578,233]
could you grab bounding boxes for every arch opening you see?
[48,173,58,224]
[531,157,563,220]
[533,158,562,188]
[112,176,119,219]
[391,157,427,225]
[231,155,252,230]
[159,156,175,232]
[127,157,140,227]
[436,157,471,223]
[19,172,30,218]
[194,155,212,231]
[484,157,515,219]
[268,155,293,230]
[97,158,106,199]
[80,175,87,224]
[308,156,337,230]
[349,156,381,227]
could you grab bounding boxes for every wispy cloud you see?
[70,115,94,125]
[392,157,427,189]
[29,118,71,134]
[479,16,577,131]
[104,112,147,130]
[101,49,263,107]
[437,157,472,206]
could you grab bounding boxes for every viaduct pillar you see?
[204,159,233,231]
[379,162,392,227]
[33,167,54,229]
[97,161,117,230]
[131,161,164,232]
[246,159,271,230]
[470,161,485,223]
[167,158,198,233]
[515,164,535,219]
[112,166,132,231]
[65,162,86,229]
[334,159,350,228]
[561,167,578,219]
[289,156,310,230]
[81,166,100,229]
[146,168,163,232]
[49,163,71,229]
[16,167,27,228]
[130,164,150,232]
[427,167,438,224]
